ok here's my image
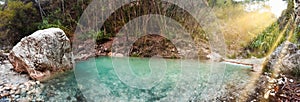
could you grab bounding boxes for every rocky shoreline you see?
[0,60,85,101]
[249,41,300,101]
[0,60,43,101]
[74,35,211,61]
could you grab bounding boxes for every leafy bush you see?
[38,19,70,37]
[77,30,111,43]
[244,22,284,58]
[0,1,40,45]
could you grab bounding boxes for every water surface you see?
[43,57,255,101]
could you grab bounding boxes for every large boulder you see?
[267,41,300,73]
[8,28,73,81]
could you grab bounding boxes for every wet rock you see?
[8,28,73,81]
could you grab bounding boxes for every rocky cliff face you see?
[281,42,300,71]
[8,28,73,81]
[267,41,300,73]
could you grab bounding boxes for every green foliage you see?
[94,31,111,43]
[290,25,300,44]
[284,0,294,21]
[38,19,63,29]
[207,0,238,7]
[0,1,40,45]
[78,30,111,43]
[0,0,92,46]
[245,22,283,58]
[37,19,70,37]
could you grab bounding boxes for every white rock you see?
[3,86,11,90]
[8,28,73,81]
[264,90,271,99]
[113,53,124,57]
[289,79,294,83]
[277,79,284,85]
[270,92,275,96]
[268,79,276,83]
[267,85,272,89]
[18,84,25,89]
[36,81,40,85]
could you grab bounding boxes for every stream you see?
[42,57,255,101]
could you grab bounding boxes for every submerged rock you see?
[8,28,73,81]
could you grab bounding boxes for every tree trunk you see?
[1,0,8,11]
[37,0,44,20]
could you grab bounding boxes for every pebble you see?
[36,97,43,101]
[25,85,30,91]
[1,92,9,97]
[264,90,271,99]
[19,84,25,89]
[15,95,20,99]
[10,90,15,94]
[27,91,32,95]
[12,86,17,90]
[251,99,257,102]
[3,86,11,90]
[289,79,294,83]
[15,89,21,94]
[21,88,26,93]
[268,85,272,89]
[270,92,275,96]
[29,81,36,85]
[268,79,276,83]
[277,79,284,85]
[36,81,40,85]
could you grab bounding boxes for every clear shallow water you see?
[43,57,254,101]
